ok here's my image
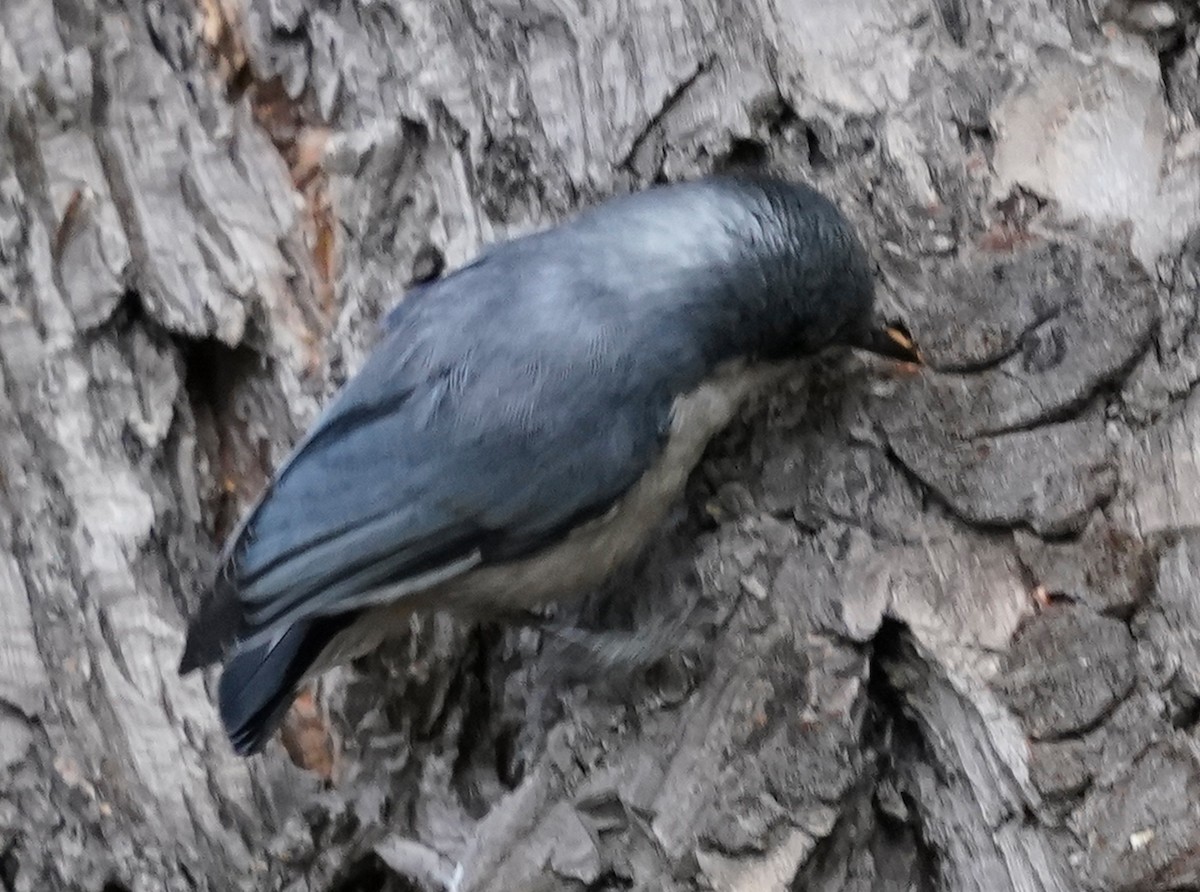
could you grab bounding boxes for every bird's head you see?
[702,175,923,368]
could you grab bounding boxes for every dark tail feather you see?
[217,614,356,755]
[179,573,244,674]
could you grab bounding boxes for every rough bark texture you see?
[2,0,1199,890]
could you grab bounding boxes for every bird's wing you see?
[181,257,673,669]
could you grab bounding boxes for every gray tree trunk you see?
[2,0,1199,889]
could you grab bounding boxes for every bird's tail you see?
[217,614,355,755]
[179,571,244,674]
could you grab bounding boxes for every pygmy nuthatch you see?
[180,174,922,754]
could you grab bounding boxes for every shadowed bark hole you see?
[325,853,418,892]
[494,721,524,789]
[584,870,634,890]
[952,117,994,150]
[449,632,503,818]
[1169,690,1200,730]
[804,124,829,169]
[181,337,267,542]
[1,842,17,892]
[109,288,144,331]
[868,617,934,776]
[719,137,769,171]
[787,618,939,888]
[409,242,445,286]
[868,619,941,887]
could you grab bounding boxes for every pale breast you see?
[320,359,801,669]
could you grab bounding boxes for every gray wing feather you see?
[222,243,676,645]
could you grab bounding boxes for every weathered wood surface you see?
[1,0,1199,889]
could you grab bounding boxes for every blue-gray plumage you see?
[179,174,921,755]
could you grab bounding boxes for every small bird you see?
[179,174,921,755]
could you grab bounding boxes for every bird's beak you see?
[852,322,923,365]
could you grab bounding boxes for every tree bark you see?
[2,0,1199,889]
